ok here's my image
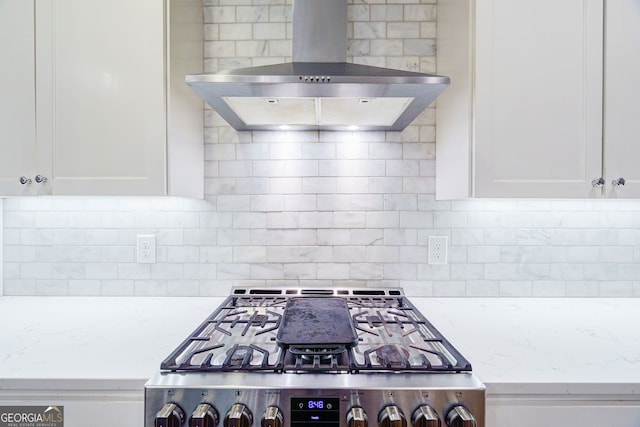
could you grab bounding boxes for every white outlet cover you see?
[428,235,448,265]
[136,234,156,264]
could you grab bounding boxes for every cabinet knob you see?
[35,175,48,184]
[612,177,626,186]
[19,176,32,185]
[591,177,605,187]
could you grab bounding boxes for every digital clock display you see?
[291,398,340,427]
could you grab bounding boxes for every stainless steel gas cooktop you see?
[145,288,485,427]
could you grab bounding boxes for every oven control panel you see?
[145,383,484,427]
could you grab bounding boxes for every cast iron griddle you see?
[276,297,358,348]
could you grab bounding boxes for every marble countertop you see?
[0,296,639,396]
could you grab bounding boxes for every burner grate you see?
[160,299,285,372]
[160,290,472,374]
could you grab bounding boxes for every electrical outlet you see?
[428,236,448,265]
[136,234,156,264]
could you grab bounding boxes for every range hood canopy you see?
[186,0,451,132]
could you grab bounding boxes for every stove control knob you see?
[411,405,440,427]
[347,407,368,427]
[445,406,476,427]
[190,403,219,427]
[261,406,283,427]
[378,405,407,427]
[224,404,253,427]
[155,403,186,427]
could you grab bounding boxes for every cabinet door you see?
[474,0,604,198]
[0,0,37,196]
[604,0,640,198]
[36,0,166,195]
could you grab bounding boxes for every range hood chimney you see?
[186,0,450,132]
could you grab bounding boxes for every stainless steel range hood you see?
[186,0,450,132]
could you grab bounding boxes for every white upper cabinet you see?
[603,0,640,198]
[0,1,37,196]
[0,0,203,197]
[437,0,605,199]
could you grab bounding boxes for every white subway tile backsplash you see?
[299,212,333,229]
[253,22,286,39]
[331,212,366,229]
[219,23,252,40]
[205,6,236,23]
[532,281,566,297]
[335,177,369,194]
[403,142,435,159]
[466,280,500,297]
[36,280,70,296]
[303,177,337,194]
[369,177,403,194]
[403,39,436,56]
[300,246,333,263]
[217,263,250,280]
[351,263,383,280]
[354,22,386,39]
[399,212,433,229]
[236,40,269,57]
[69,280,102,296]
[350,4,371,21]
[433,211,467,228]
[386,160,419,176]
[331,245,365,263]
[450,263,483,280]
[2,1,639,299]
[283,195,316,211]
[250,195,284,212]
[99,280,133,296]
[387,23,420,39]
[318,194,383,211]
[370,5,403,21]
[370,39,404,56]
[383,194,417,211]
[200,245,234,262]
[420,22,436,39]
[431,280,464,296]
[235,6,268,23]
[499,280,533,297]
[205,40,236,58]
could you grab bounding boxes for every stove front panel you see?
[145,372,485,427]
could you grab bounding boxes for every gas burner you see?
[283,346,350,372]
[373,345,410,367]
[226,345,253,366]
[251,314,268,323]
[300,353,332,364]
[297,348,339,358]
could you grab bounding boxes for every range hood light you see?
[279,125,291,130]
[347,125,359,131]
